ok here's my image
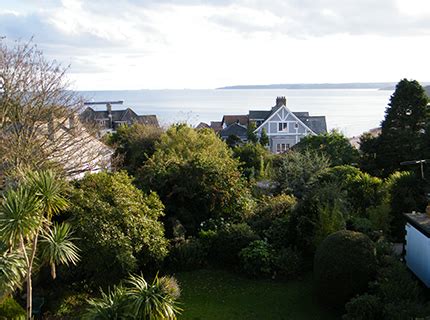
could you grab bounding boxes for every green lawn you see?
[176,269,340,320]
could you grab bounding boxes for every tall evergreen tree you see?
[247,122,258,144]
[375,79,429,176]
[259,128,269,147]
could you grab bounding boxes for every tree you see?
[259,128,269,147]
[294,130,359,166]
[233,143,271,179]
[139,125,254,235]
[0,39,108,179]
[247,122,258,143]
[374,79,430,176]
[84,274,181,320]
[0,170,79,319]
[274,150,330,198]
[106,123,163,175]
[69,171,168,282]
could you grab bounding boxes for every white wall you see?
[405,223,430,287]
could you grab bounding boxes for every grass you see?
[176,269,340,320]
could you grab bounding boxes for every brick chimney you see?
[276,96,287,107]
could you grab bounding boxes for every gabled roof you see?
[220,123,248,138]
[196,122,210,129]
[249,110,270,120]
[210,121,222,133]
[296,115,327,134]
[138,115,159,127]
[222,115,249,126]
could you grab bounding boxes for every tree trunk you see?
[51,262,56,280]
[26,268,32,320]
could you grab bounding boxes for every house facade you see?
[80,102,159,136]
[211,97,327,153]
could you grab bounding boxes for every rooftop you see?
[404,212,430,237]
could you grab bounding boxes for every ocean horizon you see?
[77,89,393,137]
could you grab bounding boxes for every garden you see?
[1,40,430,320]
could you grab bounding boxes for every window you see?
[276,143,290,154]
[278,122,288,132]
[295,122,299,128]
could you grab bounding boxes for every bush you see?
[203,223,259,267]
[249,194,296,236]
[166,238,207,271]
[69,171,168,283]
[0,297,25,320]
[343,294,381,320]
[314,230,377,307]
[272,247,303,278]
[240,240,273,277]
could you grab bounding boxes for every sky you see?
[1,0,430,90]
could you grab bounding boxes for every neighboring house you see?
[210,96,327,153]
[349,127,381,149]
[404,212,430,287]
[80,101,159,136]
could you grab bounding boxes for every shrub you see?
[239,240,274,277]
[343,294,382,320]
[166,238,207,271]
[204,223,259,267]
[249,194,296,236]
[314,230,377,307]
[0,297,25,320]
[69,171,168,283]
[272,247,303,278]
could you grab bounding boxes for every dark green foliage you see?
[259,128,269,147]
[106,123,163,175]
[358,133,380,176]
[319,165,384,217]
[247,122,258,144]
[373,79,430,176]
[343,257,430,320]
[295,130,359,166]
[239,240,273,276]
[139,125,254,235]
[343,294,382,320]
[69,171,168,283]
[233,143,271,179]
[0,297,25,320]
[314,230,377,307]
[385,171,427,239]
[166,238,207,271]
[274,150,330,198]
[202,223,259,267]
[272,247,303,278]
[226,134,242,147]
[249,194,296,237]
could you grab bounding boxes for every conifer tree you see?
[259,128,269,147]
[375,79,429,176]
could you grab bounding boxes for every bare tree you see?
[0,39,112,182]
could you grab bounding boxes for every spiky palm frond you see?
[24,170,69,219]
[83,286,131,320]
[0,187,42,245]
[0,245,26,298]
[126,274,182,320]
[39,222,80,279]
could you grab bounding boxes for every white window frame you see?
[278,122,288,132]
[276,143,290,154]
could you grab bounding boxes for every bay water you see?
[78,89,393,137]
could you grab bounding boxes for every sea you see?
[77,89,393,137]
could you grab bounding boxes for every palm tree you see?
[84,274,182,320]
[126,274,182,320]
[39,222,80,279]
[0,170,78,319]
[0,242,26,300]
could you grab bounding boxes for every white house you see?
[404,212,430,287]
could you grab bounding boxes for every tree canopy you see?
[138,125,254,235]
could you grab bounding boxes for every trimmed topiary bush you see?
[314,230,377,307]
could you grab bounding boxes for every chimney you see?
[276,96,287,107]
[107,103,113,128]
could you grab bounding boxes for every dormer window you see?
[278,122,288,132]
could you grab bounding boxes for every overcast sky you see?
[1,0,430,90]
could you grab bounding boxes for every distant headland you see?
[217,82,429,90]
